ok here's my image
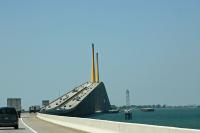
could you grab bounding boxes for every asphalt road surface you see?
[0,113,87,133]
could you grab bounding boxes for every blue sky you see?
[0,0,200,109]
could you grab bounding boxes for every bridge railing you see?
[37,113,200,133]
[42,82,92,110]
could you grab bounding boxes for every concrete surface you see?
[0,113,87,133]
[37,113,200,133]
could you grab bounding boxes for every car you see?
[0,107,19,129]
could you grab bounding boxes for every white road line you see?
[20,118,38,133]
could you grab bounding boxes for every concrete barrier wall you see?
[37,113,200,133]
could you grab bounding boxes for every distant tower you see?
[91,44,96,83]
[126,89,130,107]
[95,52,99,83]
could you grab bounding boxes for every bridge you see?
[40,81,111,116]
[1,44,199,133]
[1,113,199,133]
[0,113,86,133]
[40,44,111,117]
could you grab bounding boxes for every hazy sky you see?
[0,0,200,109]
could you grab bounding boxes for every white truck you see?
[7,98,21,118]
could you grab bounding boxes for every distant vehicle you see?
[29,105,40,113]
[7,98,21,118]
[42,100,49,107]
[0,107,19,129]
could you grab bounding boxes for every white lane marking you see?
[20,118,38,133]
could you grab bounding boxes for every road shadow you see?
[0,127,25,130]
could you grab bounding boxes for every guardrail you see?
[37,113,200,133]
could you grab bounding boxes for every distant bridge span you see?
[40,82,111,116]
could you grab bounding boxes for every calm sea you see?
[89,108,200,130]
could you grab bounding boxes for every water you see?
[89,108,200,130]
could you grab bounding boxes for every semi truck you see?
[29,105,40,113]
[42,100,49,107]
[7,98,21,118]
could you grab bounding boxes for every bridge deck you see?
[0,113,86,133]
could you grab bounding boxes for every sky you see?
[0,0,200,109]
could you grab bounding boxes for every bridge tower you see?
[91,44,96,83]
[95,52,99,83]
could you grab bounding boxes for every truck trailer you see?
[7,98,21,118]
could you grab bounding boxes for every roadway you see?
[0,113,87,133]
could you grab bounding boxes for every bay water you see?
[89,108,200,130]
